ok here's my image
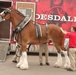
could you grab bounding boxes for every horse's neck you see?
[11,15,24,27]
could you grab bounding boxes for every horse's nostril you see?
[4,10,8,14]
[0,16,3,22]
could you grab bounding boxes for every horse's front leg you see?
[62,51,71,69]
[54,52,63,68]
[16,45,29,70]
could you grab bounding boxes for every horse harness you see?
[12,15,32,46]
[12,15,48,45]
[12,15,32,35]
[35,23,48,40]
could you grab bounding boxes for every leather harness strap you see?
[14,15,32,32]
[12,15,32,38]
[35,23,48,43]
[36,23,42,38]
[46,23,48,40]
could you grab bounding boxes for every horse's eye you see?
[4,10,8,14]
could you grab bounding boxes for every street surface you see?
[0,55,76,75]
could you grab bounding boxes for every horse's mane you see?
[13,8,25,17]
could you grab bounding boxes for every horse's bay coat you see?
[0,7,71,70]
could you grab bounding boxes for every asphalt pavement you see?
[0,55,76,75]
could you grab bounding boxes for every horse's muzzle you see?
[0,14,5,22]
[0,15,3,22]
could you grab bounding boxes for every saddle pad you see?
[36,24,42,38]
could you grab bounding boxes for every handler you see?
[39,43,50,66]
[61,26,76,71]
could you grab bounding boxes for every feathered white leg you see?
[16,52,29,70]
[62,51,71,69]
[16,55,23,68]
[54,53,62,68]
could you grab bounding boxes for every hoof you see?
[64,64,70,69]
[16,63,22,68]
[54,63,61,68]
[54,65,60,68]
[12,60,17,63]
[20,64,29,70]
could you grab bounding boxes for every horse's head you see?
[0,7,24,22]
[0,7,13,22]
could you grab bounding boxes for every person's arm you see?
[60,27,67,34]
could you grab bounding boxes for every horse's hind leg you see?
[54,45,63,68]
[16,43,29,70]
[54,45,71,69]
[61,50,71,69]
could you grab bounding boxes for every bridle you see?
[0,8,32,50]
[0,8,13,20]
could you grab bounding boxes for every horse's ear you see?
[9,6,13,9]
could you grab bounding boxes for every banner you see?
[3,0,76,31]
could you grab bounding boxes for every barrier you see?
[0,41,9,62]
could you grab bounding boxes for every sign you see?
[16,2,36,21]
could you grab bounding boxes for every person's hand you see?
[60,27,67,34]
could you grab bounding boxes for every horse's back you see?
[48,24,63,35]
[48,24,61,31]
